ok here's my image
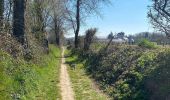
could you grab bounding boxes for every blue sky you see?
[67,0,153,38]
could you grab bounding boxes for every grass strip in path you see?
[65,50,110,100]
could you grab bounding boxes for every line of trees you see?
[1,0,108,50]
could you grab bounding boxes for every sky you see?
[67,0,153,38]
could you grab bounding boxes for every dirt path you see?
[60,47,74,100]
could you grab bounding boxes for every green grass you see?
[65,49,110,100]
[31,45,62,100]
[0,45,61,100]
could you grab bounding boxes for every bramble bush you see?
[71,44,170,100]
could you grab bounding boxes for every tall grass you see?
[0,45,61,100]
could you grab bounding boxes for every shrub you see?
[84,28,97,51]
[138,39,157,49]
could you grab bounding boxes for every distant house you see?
[112,38,127,43]
[112,32,128,43]
[97,32,134,44]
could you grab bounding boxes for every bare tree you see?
[13,0,25,44]
[4,0,13,33]
[66,0,109,48]
[148,0,170,37]
[33,0,45,32]
[50,0,66,46]
[29,0,51,40]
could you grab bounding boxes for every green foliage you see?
[138,39,157,49]
[0,45,61,100]
[67,44,170,100]
[144,49,170,100]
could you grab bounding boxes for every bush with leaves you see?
[138,39,157,49]
[73,44,170,100]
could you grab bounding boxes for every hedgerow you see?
[70,45,170,100]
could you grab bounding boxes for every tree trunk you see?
[55,26,60,46]
[54,17,61,46]
[75,0,80,48]
[0,0,4,29]
[105,37,114,50]
[75,33,79,48]
[13,0,25,44]
[56,34,60,46]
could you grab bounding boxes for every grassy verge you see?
[65,49,110,100]
[0,45,61,100]
[33,45,62,100]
